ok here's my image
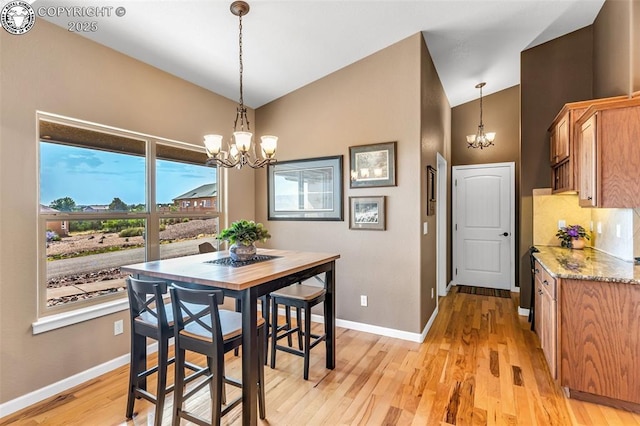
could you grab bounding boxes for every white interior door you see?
[453,163,514,290]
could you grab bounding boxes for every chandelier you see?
[466,82,496,149]
[204,1,277,169]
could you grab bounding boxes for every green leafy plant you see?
[217,220,271,246]
[556,224,590,248]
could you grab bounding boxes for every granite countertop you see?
[533,246,640,284]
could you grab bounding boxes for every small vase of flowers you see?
[555,224,590,249]
[217,220,271,261]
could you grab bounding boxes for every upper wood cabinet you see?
[548,96,625,193]
[549,112,570,165]
[576,97,640,207]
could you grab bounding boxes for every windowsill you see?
[32,298,129,334]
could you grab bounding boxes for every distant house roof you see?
[82,205,109,212]
[40,204,60,213]
[173,183,217,201]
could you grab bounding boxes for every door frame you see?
[436,153,449,297]
[452,162,516,291]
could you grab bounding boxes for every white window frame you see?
[34,112,222,333]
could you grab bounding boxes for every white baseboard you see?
[0,307,442,418]
[311,306,438,344]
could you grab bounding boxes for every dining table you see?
[121,248,340,425]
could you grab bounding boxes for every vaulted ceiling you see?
[35,0,605,107]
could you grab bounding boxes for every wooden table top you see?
[121,248,340,291]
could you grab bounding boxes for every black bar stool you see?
[170,284,266,425]
[269,283,326,380]
[125,277,201,425]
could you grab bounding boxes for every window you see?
[38,113,219,315]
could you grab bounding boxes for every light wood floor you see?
[3,289,640,425]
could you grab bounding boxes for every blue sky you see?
[40,142,215,206]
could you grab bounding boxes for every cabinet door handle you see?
[587,196,593,200]
[535,268,540,274]
[543,280,549,286]
[538,289,544,295]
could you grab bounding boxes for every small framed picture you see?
[349,141,397,188]
[349,196,386,230]
[426,165,436,216]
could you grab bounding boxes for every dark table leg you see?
[241,288,259,426]
[324,261,336,369]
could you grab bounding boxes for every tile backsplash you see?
[532,189,591,247]
[533,189,636,262]
[590,208,633,261]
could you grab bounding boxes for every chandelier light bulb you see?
[260,135,278,158]
[204,134,223,157]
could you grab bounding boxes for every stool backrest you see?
[169,285,226,355]
[126,276,170,334]
[198,242,217,253]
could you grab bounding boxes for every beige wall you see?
[0,21,254,403]
[419,34,451,327]
[594,0,632,97]
[520,26,593,307]
[635,0,640,93]
[255,33,450,333]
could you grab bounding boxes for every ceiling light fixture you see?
[466,82,495,149]
[204,1,277,169]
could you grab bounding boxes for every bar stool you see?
[269,283,326,380]
[125,277,201,426]
[170,284,266,425]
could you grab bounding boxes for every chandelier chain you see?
[238,12,244,110]
[479,83,483,127]
[203,1,277,170]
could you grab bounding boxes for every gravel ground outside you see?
[45,219,217,306]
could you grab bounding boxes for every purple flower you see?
[567,228,579,238]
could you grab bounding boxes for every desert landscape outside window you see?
[39,114,219,313]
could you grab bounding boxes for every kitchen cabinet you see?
[576,97,640,207]
[548,96,626,193]
[560,278,640,409]
[533,260,557,379]
[534,247,640,413]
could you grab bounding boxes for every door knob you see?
[499,232,509,237]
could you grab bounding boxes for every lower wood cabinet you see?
[560,278,640,410]
[534,261,557,379]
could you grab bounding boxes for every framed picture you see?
[426,165,436,216]
[268,155,343,221]
[349,141,397,188]
[349,196,386,230]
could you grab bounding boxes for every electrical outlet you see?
[114,319,124,335]
[360,295,368,307]
[597,222,602,234]
[431,288,434,299]
[558,219,566,229]
[616,224,621,238]
[423,222,428,235]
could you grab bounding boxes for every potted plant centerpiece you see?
[217,220,271,261]
[556,224,590,249]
